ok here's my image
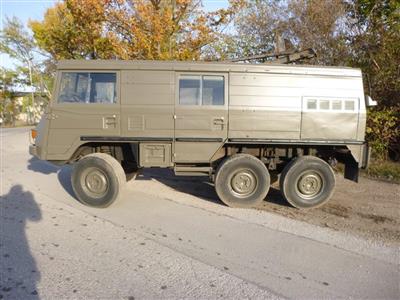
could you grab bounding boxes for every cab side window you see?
[58,72,117,104]
[179,75,224,106]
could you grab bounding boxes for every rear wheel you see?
[279,156,335,209]
[215,154,270,208]
[71,153,126,208]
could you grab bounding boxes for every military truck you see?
[29,60,376,209]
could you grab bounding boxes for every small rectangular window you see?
[202,76,224,105]
[345,100,355,111]
[179,75,201,105]
[332,100,342,110]
[179,75,225,106]
[319,100,330,110]
[307,99,317,110]
[59,72,116,103]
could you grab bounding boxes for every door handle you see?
[213,117,225,125]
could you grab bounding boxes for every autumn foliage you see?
[30,0,243,61]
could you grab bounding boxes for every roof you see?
[57,59,362,77]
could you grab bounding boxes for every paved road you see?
[1,127,399,299]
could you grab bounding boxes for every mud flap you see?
[344,160,359,183]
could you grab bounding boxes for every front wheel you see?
[215,154,271,208]
[71,153,126,208]
[279,156,336,209]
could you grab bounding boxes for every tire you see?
[215,154,271,208]
[279,156,336,209]
[71,153,126,208]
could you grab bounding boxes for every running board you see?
[174,166,212,177]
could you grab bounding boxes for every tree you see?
[29,1,115,60]
[346,0,400,107]
[346,0,400,160]
[30,0,243,61]
[0,68,25,126]
[227,0,348,64]
[0,17,53,123]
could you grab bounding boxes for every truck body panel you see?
[31,59,369,171]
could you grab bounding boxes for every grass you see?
[334,159,400,184]
[364,160,400,183]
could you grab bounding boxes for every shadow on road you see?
[264,187,291,207]
[28,157,59,174]
[57,166,75,199]
[27,157,76,200]
[27,156,291,208]
[0,185,41,299]
[139,168,291,208]
[138,168,224,206]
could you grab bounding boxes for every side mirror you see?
[365,95,377,107]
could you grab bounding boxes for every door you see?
[47,71,120,158]
[174,73,228,162]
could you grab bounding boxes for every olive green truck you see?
[29,60,376,209]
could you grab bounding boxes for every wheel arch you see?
[68,142,139,166]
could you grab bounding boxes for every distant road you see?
[1,127,398,299]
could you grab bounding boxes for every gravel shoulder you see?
[139,166,400,246]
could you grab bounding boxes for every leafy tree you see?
[0,68,26,126]
[346,0,400,107]
[30,0,243,61]
[226,0,348,64]
[1,17,56,124]
[29,1,115,60]
[0,17,53,100]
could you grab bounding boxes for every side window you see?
[179,75,201,105]
[59,72,117,104]
[319,99,330,110]
[345,100,355,111]
[203,76,224,105]
[307,99,317,110]
[305,97,357,112]
[179,75,225,106]
[332,100,342,110]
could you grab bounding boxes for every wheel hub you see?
[81,167,108,198]
[296,171,322,199]
[231,169,257,197]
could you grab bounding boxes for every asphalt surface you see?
[1,127,399,299]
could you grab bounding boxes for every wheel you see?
[279,156,336,209]
[71,153,126,208]
[215,154,270,208]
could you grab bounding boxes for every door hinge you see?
[173,115,177,120]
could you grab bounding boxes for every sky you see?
[1,0,229,69]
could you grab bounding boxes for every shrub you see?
[366,107,400,161]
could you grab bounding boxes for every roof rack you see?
[228,48,316,64]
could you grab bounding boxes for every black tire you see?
[71,153,126,208]
[215,154,270,208]
[279,156,336,209]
